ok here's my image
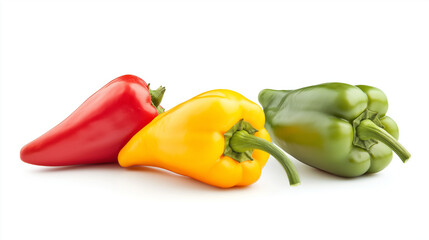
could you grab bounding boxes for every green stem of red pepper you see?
[229,130,301,186]
[357,119,411,162]
[149,85,166,114]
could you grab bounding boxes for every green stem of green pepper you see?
[357,119,411,163]
[229,130,301,186]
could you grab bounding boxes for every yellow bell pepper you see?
[118,89,300,188]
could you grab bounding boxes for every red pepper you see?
[20,74,165,166]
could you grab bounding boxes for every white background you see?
[1,0,428,239]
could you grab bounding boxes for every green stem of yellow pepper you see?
[229,130,301,186]
[357,119,411,163]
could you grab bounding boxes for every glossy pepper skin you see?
[259,83,411,177]
[119,89,300,188]
[20,75,165,166]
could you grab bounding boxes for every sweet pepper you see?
[259,83,411,177]
[20,74,165,166]
[118,89,300,188]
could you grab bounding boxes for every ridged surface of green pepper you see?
[259,83,410,177]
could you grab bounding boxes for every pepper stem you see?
[149,85,166,114]
[229,130,301,186]
[357,119,411,163]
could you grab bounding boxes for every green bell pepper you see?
[258,82,411,177]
